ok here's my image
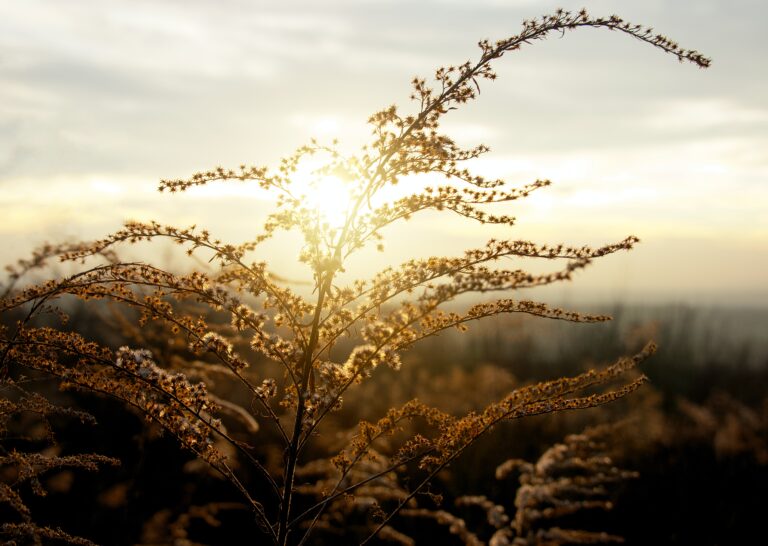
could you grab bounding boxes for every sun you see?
[291,168,353,229]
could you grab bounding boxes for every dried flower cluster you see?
[495,423,639,545]
[0,381,119,545]
[0,9,707,545]
[415,423,639,546]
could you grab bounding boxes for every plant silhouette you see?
[0,9,708,545]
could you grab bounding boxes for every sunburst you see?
[291,169,353,229]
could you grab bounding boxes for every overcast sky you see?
[1,0,766,305]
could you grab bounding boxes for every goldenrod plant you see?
[0,10,708,545]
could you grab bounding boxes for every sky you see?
[1,0,766,306]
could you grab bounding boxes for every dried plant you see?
[0,9,708,546]
[496,423,638,545]
[0,381,118,545]
[380,424,637,546]
[677,393,768,464]
[140,501,250,546]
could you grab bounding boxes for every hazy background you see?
[1,0,766,306]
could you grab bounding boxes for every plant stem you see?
[276,271,332,545]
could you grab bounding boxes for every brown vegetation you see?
[0,10,709,545]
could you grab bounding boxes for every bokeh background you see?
[1,0,766,305]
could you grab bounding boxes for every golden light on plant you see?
[0,10,710,546]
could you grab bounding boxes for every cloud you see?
[641,99,768,131]
[1,0,766,303]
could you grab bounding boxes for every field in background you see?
[4,300,765,545]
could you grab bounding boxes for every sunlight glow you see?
[291,171,352,228]
[89,179,123,195]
